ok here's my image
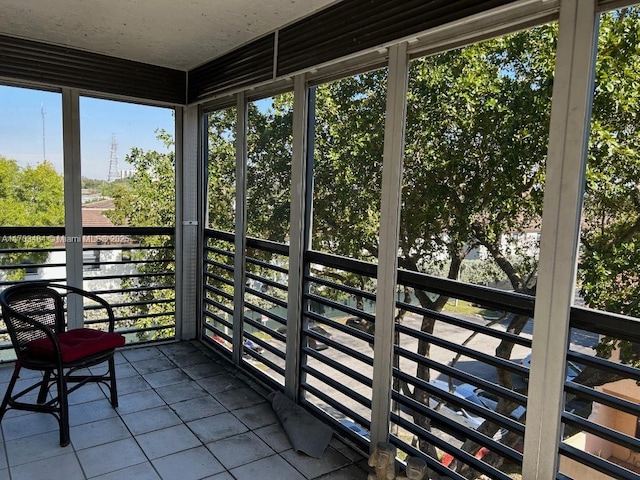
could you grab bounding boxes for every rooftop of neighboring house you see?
[53,199,133,246]
[82,199,116,227]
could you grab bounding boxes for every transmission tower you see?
[107,133,120,182]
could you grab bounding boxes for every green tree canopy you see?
[578,7,640,369]
[105,131,176,340]
[0,156,64,280]
[0,157,64,227]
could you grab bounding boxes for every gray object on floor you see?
[269,391,333,458]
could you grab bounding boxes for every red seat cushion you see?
[27,328,125,363]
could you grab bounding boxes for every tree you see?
[299,10,640,477]
[578,7,640,373]
[0,157,64,280]
[206,108,237,233]
[312,71,388,261]
[247,94,293,244]
[101,8,640,473]
[106,130,176,340]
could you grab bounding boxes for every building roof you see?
[82,200,115,228]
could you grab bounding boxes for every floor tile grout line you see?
[1,342,368,480]
[80,348,169,480]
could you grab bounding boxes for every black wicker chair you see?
[0,282,125,446]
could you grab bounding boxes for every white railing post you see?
[232,92,248,365]
[62,88,84,329]
[370,42,409,447]
[522,0,598,478]
[177,104,200,340]
[285,74,310,400]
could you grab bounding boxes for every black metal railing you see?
[241,237,289,386]
[0,226,176,358]
[558,307,640,480]
[202,229,236,356]
[390,272,533,480]
[300,250,377,449]
[198,229,640,480]
[202,229,290,387]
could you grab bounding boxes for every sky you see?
[0,85,175,180]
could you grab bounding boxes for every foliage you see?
[401,27,553,294]
[247,94,293,243]
[107,130,175,227]
[105,131,176,340]
[578,8,640,369]
[206,108,237,232]
[0,157,64,280]
[82,176,130,200]
[312,71,387,261]
[0,157,64,227]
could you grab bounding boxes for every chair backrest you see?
[0,284,65,359]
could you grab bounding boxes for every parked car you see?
[242,338,264,358]
[448,382,526,421]
[426,379,527,443]
[275,324,332,351]
[398,380,487,434]
[429,379,526,468]
[339,418,370,440]
[519,354,584,383]
[308,325,331,350]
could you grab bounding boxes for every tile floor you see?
[0,341,369,480]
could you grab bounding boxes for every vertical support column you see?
[522,0,597,478]
[62,88,83,329]
[177,104,200,340]
[232,92,248,365]
[285,74,310,400]
[370,42,409,447]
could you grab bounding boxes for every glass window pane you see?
[395,24,557,477]
[0,86,64,227]
[311,69,388,261]
[79,96,176,341]
[206,106,237,232]
[203,106,238,354]
[563,7,640,479]
[80,97,175,227]
[0,85,64,283]
[247,93,293,243]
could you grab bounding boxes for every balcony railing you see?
[200,228,640,480]
[0,226,176,358]
[202,229,290,386]
[560,308,640,479]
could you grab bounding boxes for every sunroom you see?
[0,0,639,479]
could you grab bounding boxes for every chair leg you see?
[37,370,52,404]
[0,363,21,420]
[57,370,70,447]
[108,356,118,408]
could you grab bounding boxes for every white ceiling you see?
[0,0,340,71]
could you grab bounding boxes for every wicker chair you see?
[0,282,125,446]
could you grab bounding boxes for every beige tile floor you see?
[0,341,369,480]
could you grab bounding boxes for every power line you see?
[41,103,46,162]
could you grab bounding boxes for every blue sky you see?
[0,85,175,180]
